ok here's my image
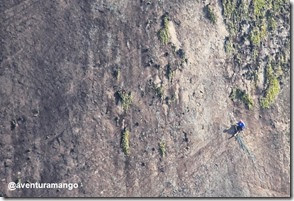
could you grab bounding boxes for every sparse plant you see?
[230,88,254,110]
[165,64,174,81]
[155,85,164,100]
[250,28,261,46]
[252,0,267,18]
[260,63,280,109]
[250,21,267,47]
[242,93,254,110]
[222,0,237,18]
[158,15,170,45]
[117,90,132,110]
[224,37,233,54]
[204,4,217,24]
[159,141,166,157]
[268,15,277,31]
[121,128,130,155]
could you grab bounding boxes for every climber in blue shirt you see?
[234,120,245,136]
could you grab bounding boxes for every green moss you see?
[121,128,130,155]
[242,93,254,110]
[250,28,261,46]
[118,90,132,110]
[260,64,280,108]
[252,0,267,18]
[221,0,287,109]
[204,4,217,24]
[222,0,237,19]
[250,22,267,46]
[158,15,170,45]
[158,29,169,45]
[222,0,268,46]
[159,141,166,157]
[222,0,248,35]
[230,88,254,110]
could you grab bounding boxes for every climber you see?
[234,120,245,136]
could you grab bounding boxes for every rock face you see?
[0,0,290,197]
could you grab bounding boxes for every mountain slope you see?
[0,0,290,197]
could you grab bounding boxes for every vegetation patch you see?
[117,90,133,110]
[272,0,287,12]
[121,128,130,155]
[158,14,170,45]
[252,0,267,18]
[221,0,289,107]
[230,88,254,110]
[155,85,164,100]
[204,4,217,24]
[165,64,174,81]
[224,37,234,54]
[222,0,238,18]
[159,141,166,157]
[267,14,277,31]
[222,0,248,35]
[250,22,267,46]
[250,29,261,46]
[260,64,280,109]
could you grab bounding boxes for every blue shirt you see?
[237,121,245,129]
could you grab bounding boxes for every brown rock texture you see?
[0,0,290,197]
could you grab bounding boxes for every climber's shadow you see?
[223,125,237,136]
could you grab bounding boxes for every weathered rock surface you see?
[0,0,290,197]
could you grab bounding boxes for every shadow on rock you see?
[223,125,237,136]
